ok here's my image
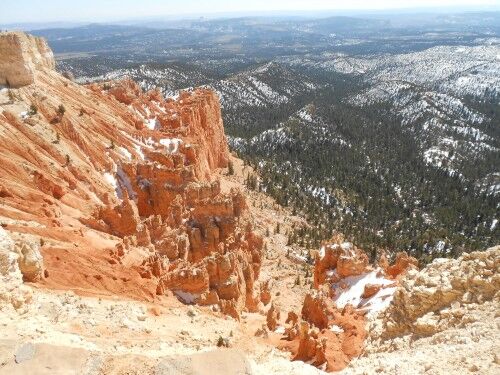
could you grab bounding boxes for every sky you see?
[1,0,499,24]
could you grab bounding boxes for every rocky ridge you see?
[340,246,499,375]
[0,31,263,318]
[0,31,55,87]
[370,246,499,343]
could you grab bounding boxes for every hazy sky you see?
[1,0,499,24]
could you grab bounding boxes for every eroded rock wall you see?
[0,32,262,317]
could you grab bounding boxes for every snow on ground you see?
[332,270,397,317]
[491,219,498,231]
[173,290,199,304]
[116,165,136,200]
[145,118,158,130]
[159,138,182,154]
[118,146,132,161]
[423,147,450,168]
[297,108,313,122]
[329,325,344,334]
[275,326,286,335]
[134,144,145,160]
[103,172,118,191]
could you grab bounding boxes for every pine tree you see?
[57,104,66,117]
[227,161,234,176]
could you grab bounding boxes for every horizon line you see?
[1,4,500,28]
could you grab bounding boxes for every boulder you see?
[15,240,44,282]
[362,284,382,299]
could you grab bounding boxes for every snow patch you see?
[173,290,199,304]
[329,325,344,334]
[332,269,396,317]
[134,145,145,160]
[491,219,498,231]
[118,147,132,161]
[275,326,286,334]
[145,118,158,130]
[103,172,118,191]
[159,138,183,154]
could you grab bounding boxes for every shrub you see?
[57,104,66,116]
[29,104,38,115]
[216,336,229,347]
[227,161,234,176]
[7,89,15,102]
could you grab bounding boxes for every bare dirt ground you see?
[0,285,322,374]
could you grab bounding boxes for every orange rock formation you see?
[0,32,262,316]
[277,292,366,372]
[285,236,418,372]
[314,237,418,289]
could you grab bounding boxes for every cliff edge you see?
[0,31,55,87]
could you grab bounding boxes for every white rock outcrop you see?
[370,246,499,342]
[341,246,500,375]
[0,31,55,88]
[0,227,31,310]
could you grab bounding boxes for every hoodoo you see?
[0,31,262,316]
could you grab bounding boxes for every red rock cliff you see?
[0,32,262,317]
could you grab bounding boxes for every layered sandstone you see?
[0,31,55,87]
[0,32,262,317]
